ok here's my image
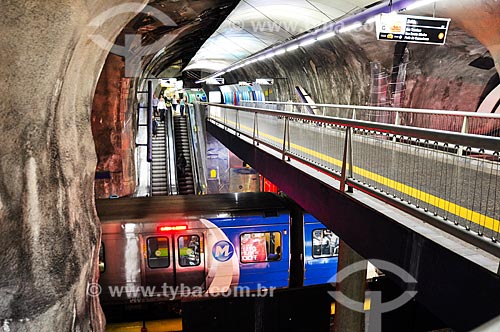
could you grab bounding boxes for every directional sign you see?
[206,77,224,85]
[376,14,450,45]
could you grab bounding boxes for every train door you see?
[174,233,205,291]
[143,235,175,292]
[143,232,205,295]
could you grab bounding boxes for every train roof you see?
[96,192,289,223]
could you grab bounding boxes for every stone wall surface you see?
[224,11,497,113]
[92,54,136,199]
[0,1,147,331]
[1,0,500,331]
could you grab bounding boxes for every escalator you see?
[173,115,195,194]
[151,121,168,196]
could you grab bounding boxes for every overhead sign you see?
[255,78,274,85]
[206,77,224,85]
[376,14,450,45]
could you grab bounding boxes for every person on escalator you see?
[152,117,158,138]
[152,95,159,117]
[158,97,166,122]
[179,97,186,117]
[177,153,187,178]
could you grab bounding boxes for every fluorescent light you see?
[406,0,440,11]
[317,31,336,41]
[286,44,299,52]
[338,22,362,33]
[258,55,266,61]
[299,38,316,47]
[265,52,275,58]
[275,49,286,55]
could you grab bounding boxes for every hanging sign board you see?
[376,14,450,45]
[255,78,274,85]
[206,77,224,85]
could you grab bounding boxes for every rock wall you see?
[0,1,147,331]
[225,22,497,113]
[92,54,136,199]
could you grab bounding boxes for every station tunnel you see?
[1,0,500,331]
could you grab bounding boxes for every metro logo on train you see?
[212,240,234,262]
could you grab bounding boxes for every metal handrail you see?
[203,102,500,257]
[185,105,200,194]
[240,100,500,119]
[204,103,500,151]
[188,104,208,195]
[165,107,178,195]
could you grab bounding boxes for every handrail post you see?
[393,111,400,142]
[223,107,227,130]
[253,112,259,145]
[236,109,240,136]
[340,126,352,192]
[457,116,468,155]
[287,117,291,160]
[282,117,290,161]
[147,80,153,163]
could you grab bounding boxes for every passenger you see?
[152,95,159,117]
[312,230,322,256]
[171,97,178,113]
[176,153,187,178]
[188,236,199,254]
[179,98,185,117]
[157,97,166,122]
[268,246,281,261]
[321,235,330,255]
[152,117,158,137]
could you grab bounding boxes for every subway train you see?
[96,192,340,305]
[207,83,266,106]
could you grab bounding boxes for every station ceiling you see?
[184,0,381,73]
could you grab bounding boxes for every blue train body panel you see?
[303,214,339,286]
[210,215,290,290]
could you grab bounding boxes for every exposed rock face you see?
[0,0,241,329]
[223,6,498,113]
[91,0,238,199]
[441,0,500,75]
[92,54,136,199]
[0,1,146,331]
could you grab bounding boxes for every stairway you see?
[174,115,195,194]
[151,121,168,196]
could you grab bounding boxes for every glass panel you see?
[147,237,170,268]
[178,235,201,267]
[240,231,281,263]
[312,229,339,258]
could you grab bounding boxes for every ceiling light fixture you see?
[196,0,427,83]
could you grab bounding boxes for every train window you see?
[178,235,201,267]
[312,229,339,258]
[147,237,170,268]
[99,242,105,273]
[240,231,281,263]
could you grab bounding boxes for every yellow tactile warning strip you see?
[331,298,371,315]
[210,116,500,232]
[106,318,182,332]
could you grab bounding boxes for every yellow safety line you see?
[331,298,371,315]
[106,318,182,332]
[211,115,500,232]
